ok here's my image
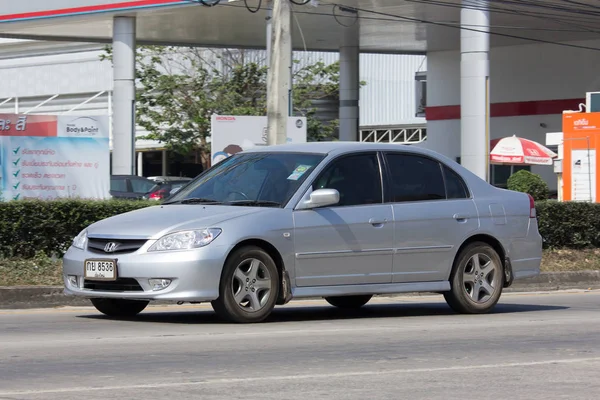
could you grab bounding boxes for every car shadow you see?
[76,299,569,325]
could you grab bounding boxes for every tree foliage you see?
[507,169,549,201]
[102,46,349,169]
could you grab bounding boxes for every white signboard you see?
[0,114,110,201]
[210,115,307,165]
[571,149,596,202]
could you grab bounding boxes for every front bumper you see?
[62,243,228,302]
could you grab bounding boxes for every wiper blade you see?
[226,200,282,207]
[164,198,223,205]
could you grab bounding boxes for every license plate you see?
[84,259,117,281]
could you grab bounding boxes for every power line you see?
[489,0,600,17]
[318,1,600,52]
[192,0,600,53]
[559,0,600,12]
[218,1,599,34]
[402,0,600,34]
[244,0,263,13]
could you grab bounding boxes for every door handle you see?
[453,213,469,222]
[369,218,388,226]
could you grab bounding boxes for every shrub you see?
[536,200,600,249]
[1,197,599,259]
[0,199,154,259]
[507,170,549,200]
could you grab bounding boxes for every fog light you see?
[149,279,172,291]
[68,275,78,287]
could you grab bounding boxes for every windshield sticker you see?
[287,165,312,181]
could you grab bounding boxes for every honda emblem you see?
[104,242,119,253]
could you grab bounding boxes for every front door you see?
[293,152,394,287]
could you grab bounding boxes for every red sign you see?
[0,114,57,137]
[490,155,524,163]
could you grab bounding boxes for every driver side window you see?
[314,153,382,207]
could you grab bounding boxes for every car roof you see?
[242,141,419,155]
[241,141,448,160]
[111,175,151,179]
[148,176,193,181]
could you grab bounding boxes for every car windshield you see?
[165,152,325,207]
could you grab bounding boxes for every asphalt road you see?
[0,291,599,400]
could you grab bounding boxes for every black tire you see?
[90,298,149,317]
[325,295,372,309]
[444,242,504,314]
[211,246,279,323]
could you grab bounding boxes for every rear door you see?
[383,152,479,283]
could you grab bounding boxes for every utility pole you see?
[266,1,272,68]
[266,0,292,146]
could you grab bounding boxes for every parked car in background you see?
[147,176,193,183]
[110,175,157,200]
[65,142,542,323]
[144,179,193,201]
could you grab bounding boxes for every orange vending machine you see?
[562,112,600,202]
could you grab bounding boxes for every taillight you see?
[528,194,536,218]
[149,189,167,200]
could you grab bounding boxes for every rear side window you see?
[443,166,469,199]
[130,178,157,194]
[385,153,446,202]
[110,178,127,192]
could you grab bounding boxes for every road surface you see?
[1,291,599,399]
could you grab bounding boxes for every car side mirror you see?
[297,188,340,210]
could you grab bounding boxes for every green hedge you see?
[0,199,154,258]
[0,198,599,258]
[507,170,549,201]
[536,201,600,249]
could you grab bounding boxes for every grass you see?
[0,255,63,287]
[1,249,599,287]
[541,248,600,272]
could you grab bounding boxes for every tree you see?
[102,46,352,170]
[507,169,549,201]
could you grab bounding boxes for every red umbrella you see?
[490,135,558,166]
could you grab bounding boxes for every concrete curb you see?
[2,271,600,309]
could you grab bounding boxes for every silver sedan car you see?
[63,142,542,323]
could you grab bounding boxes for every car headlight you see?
[72,229,88,250]
[148,228,222,252]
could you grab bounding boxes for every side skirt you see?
[291,281,451,299]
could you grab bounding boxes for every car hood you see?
[86,204,266,239]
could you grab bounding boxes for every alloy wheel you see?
[231,258,272,312]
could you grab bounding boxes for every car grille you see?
[83,278,144,292]
[87,238,148,254]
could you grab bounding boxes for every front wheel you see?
[90,298,149,317]
[444,242,504,314]
[325,295,373,309]
[211,246,279,323]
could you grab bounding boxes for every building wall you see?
[0,50,111,99]
[424,38,600,190]
[360,53,426,126]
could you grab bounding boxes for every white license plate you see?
[84,259,117,281]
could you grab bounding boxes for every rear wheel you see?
[444,242,504,314]
[90,298,149,317]
[211,246,279,323]
[325,295,372,309]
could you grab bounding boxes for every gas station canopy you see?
[0,0,599,54]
